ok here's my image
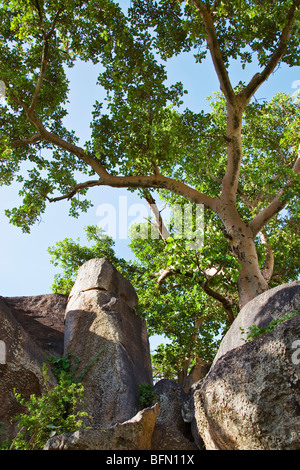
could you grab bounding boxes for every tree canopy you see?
[1,0,300,310]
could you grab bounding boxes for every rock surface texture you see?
[0,298,57,439]
[151,379,197,450]
[64,258,153,427]
[194,315,300,450]
[44,404,159,450]
[213,280,300,365]
[2,294,67,357]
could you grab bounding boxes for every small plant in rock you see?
[240,311,299,343]
[47,353,80,381]
[1,349,103,450]
[0,423,11,450]
[138,384,157,410]
[47,351,104,383]
[9,363,89,450]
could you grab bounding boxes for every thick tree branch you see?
[221,107,243,201]
[259,231,274,282]
[191,0,246,203]
[249,189,286,236]
[9,104,219,211]
[201,280,235,324]
[6,82,220,212]
[239,0,300,105]
[142,189,170,241]
[24,121,219,214]
[101,173,218,211]
[250,148,300,235]
[156,266,175,286]
[191,0,235,105]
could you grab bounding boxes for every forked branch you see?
[240,0,300,105]
[45,179,102,202]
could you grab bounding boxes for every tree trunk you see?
[177,316,211,390]
[177,358,191,388]
[216,101,270,309]
[236,242,269,308]
[220,204,269,308]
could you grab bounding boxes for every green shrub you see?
[0,423,11,450]
[1,351,104,450]
[9,364,89,450]
[138,384,157,410]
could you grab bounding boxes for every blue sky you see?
[0,17,299,349]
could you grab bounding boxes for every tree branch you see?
[142,189,170,241]
[249,189,286,236]
[10,134,42,148]
[9,103,219,212]
[156,265,235,324]
[28,39,49,116]
[101,173,218,211]
[250,148,300,235]
[191,0,235,105]
[293,146,300,175]
[9,89,219,213]
[239,0,300,105]
[201,280,235,324]
[23,113,219,211]
[34,0,43,25]
[14,4,62,117]
[45,8,63,40]
[16,108,110,179]
[46,179,102,202]
[7,88,28,110]
[259,231,274,282]
[157,266,175,286]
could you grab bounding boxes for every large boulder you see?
[44,404,159,450]
[67,257,138,309]
[213,281,300,366]
[2,294,67,357]
[64,258,153,427]
[0,298,56,440]
[194,315,300,450]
